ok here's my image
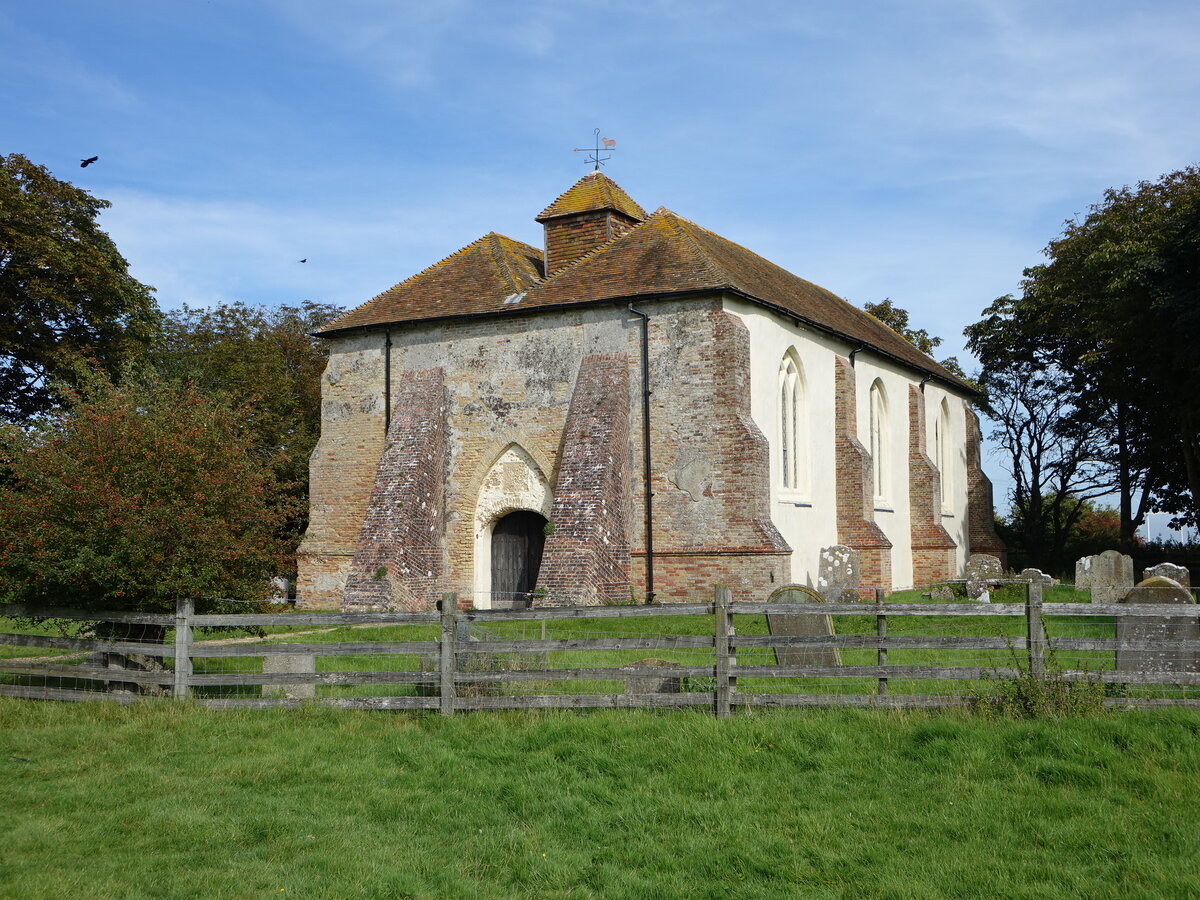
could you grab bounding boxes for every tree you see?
[862,298,965,376]
[968,165,1200,544]
[148,301,343,548]
[0,376,290,618]
[0,154,157,422]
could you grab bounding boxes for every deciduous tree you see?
[0,154,157,421]
[0,377,289,616]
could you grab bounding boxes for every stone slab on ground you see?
[1116,576,1199,675]
[766,584,841,667]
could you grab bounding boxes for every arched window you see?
[869,379,888,504]
[778,352,806,492]
[936,399,952,512]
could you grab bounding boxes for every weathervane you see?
[573,128,616,170]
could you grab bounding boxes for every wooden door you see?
[490,511,547,607]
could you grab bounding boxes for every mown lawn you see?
[1,701,1198,899]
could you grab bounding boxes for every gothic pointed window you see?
[778,352,806,493]
[869,379,889,504]
[936,399,952,512]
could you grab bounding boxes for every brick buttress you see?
[536,353,632,605]
[343,367,447,610]
[833,355,892,593]
[907,385,957,586]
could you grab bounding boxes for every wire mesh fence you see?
[2,581,1198,710]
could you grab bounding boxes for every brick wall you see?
[833,355,893,593]
[343,367,447,610]
[542,210,641,274]
[907,385,957,586]
[536,353,631,605]
[965,406,1006,567]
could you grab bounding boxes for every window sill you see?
[777,490,812,508]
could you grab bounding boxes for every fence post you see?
[439,593,457,716]
[1026,580,1045,678]
[173,597,194,700]
[875,588,888,696]
[714,585,734,717]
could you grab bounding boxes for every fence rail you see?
[2,582,1199,713]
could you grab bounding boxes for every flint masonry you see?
[297,172,1003,609]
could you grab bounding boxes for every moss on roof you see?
[535,171,646,222]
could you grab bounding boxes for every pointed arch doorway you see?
[490,510,547,608]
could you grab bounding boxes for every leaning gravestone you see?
[1143,563,1190,589]
[624,658,683,695]
[1014,568,1053,586]
[964,554,1003,603]
[766,585,841,667]
[1075,550,1134,604]
[817,544,861,603]
[1116,576,1199,675]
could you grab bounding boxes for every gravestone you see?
[262,653,316,699]
[624,658,683,695]
[766,585,841,667]
[269,576,290,601]
[1143,563,1190,589]
[1015,568,1053,586]
[964,554,1002,603]
[1075,550,1134,603]
[1116,576,1199,675]
[929,585,955,602]
[817,544,861,603]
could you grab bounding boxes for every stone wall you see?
[297,333,388,608]
[907,385,957,585]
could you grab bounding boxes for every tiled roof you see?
[535,171,646,222]
[317,191,971,392]
[318,232,544,334]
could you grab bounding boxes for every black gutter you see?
[383,328,392,435]
[314,288,979,399]
[628,304,656,604]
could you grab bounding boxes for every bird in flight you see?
[299,258,307,264]
[80,156,99,167]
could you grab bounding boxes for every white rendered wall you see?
[724,297,840,588]
[725,296,976,591]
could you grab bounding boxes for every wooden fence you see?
[2,583,1199,713]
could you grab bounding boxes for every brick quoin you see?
[965,406,1007,567]
[833,355,892,594]
[907,385,957,586]
[343,368,447,610]
[536,353,632,605]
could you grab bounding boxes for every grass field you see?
[1,701,1198,898]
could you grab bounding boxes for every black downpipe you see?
[384,328,392,435]
[629,305,655,604]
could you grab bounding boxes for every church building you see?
[297,172,1004,609]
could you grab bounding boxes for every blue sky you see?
[5,0,1199,534]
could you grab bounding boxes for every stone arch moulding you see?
[472,443,553,608]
